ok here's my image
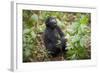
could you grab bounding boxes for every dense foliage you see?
[23,10,91,62]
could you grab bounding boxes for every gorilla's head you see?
[45,17,57,29]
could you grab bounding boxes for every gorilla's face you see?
[45,17,57,29]
[49,18,57,29]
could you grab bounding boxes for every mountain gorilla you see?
[43,17,67,57]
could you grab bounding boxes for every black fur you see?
[43,17,66,57]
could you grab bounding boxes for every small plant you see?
[66,14,91,60]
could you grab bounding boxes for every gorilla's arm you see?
[56,26,67,50]
[56,26,64,37]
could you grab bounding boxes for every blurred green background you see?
[23,10,91,62]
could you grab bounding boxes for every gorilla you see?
[43,16,67,57]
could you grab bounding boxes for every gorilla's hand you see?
[61,37,67,44]
[55,40,62,48]
[55,37,67,49]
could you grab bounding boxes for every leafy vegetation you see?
[23,10,91,62]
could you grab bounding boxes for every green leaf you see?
[80,15,89,25]
[31,31,36,39]
[30,14,38,22]
[24,48,31,57]
[23,29,30,34]
[71,34,80,43]
[80,38,85,47]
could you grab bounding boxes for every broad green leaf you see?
[31,31,36,39]
[80,15,89,25]
[23,29,30,34]
[71,35,80,43]
[30,14,38,22]
[24,49,31,57]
